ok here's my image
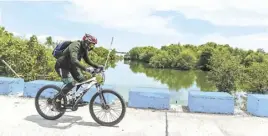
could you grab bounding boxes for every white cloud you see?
[4,0,268,52]
[0,8,2,25]
[198,33,268,51]
[105,32,268,52]
[63,0,181,37]
[4,0,70,1]
[62,0,268,52]
[176,0,268,26]
[64,0,268,36]
[12,32,79,44]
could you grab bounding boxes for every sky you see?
[0,0,267,52]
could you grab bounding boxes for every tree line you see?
[126,42,268,94]
[0,26,122,81]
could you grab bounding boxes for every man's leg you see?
[70,66,87,103]
[54,63,75,110]
[60,69,76,95]
[55,61,74,94]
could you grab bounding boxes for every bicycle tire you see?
[35,84,67,120]
[89,89,126,126]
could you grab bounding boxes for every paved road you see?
[1,95,268,136]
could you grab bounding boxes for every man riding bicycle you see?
[53,33,103,111]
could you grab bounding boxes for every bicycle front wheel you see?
[89,89,126,126]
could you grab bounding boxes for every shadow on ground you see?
[24,115,105,129]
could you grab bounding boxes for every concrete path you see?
[0,95,268,136]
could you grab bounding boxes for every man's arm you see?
[83,50,99,68]
[69,42,87,71]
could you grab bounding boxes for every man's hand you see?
[86,67,94,73]
[97,65,104,71]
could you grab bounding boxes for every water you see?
[1,59,245,106]
[104,60,217,106]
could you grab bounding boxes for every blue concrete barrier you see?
[23,80,63,98]
[247,94,268,117]
[188,91,234,114]
[0,77,24,95]
[128,87,170,110]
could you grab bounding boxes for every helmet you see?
[82,33,97,44]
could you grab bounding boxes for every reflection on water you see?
[104,60,217,106]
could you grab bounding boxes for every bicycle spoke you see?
[94,105,121,122]
[95,109,104,117]
[94,109,103,115]
[109,111,116,122]
[39,101,52,113]
[111,109,121,117]
[39,101,47,109]
[110,105,122,110]
[44,106,51,114]
[90,90,126,126]
[97,111,105,120]
[106,113,110,122]
[103,112,108,122]
[36,88,63,117]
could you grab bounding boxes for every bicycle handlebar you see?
[86,67,105,78]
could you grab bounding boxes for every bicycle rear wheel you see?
[35,84,67,120]
[89,89,126,126]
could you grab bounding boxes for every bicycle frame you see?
[65,70,107,109]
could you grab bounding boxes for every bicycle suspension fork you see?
[96,84,108,106]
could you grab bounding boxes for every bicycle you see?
[34,67,126,126]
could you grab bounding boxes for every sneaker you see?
[53,95,64,112]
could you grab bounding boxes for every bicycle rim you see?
[89,89,126,126]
